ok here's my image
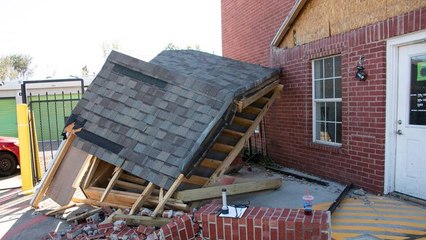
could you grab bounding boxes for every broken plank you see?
[112,214,172,227]
[30,134,76,208]
[129,182,154,215]
[45,203,77,216]
[67,208,102,223]
[151,174,184,217]
[176,177,282,202]
[100,168,123,202]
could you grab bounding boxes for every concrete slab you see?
[225,165,343,210]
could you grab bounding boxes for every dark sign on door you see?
[410,55,426,125]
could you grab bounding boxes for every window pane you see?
[316,102,326,121]
[336,102,342,122]
[316,122,325,141]
[314,60,323,79]
[336,123,342,143]
[327,102,336,121]
[325,79,334,98]
[335,78,342,98]
[334,56,341,77]
[326,123,335,142]
[324,58,333,78]
[315,80,324,99]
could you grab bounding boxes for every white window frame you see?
[312,55,342,146]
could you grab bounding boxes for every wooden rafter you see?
[182,175,209,186]
[206,85,283,186]
[100,168,123,202]
[151,174,184,217]
[129,182,155,215]
[82,157,100,189]
[83,187,189,211]
[235,80,279,112]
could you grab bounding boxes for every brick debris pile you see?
[46,207,200,240]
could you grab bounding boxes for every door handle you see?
[396,129,403,135]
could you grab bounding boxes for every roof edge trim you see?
[271,0,310,47]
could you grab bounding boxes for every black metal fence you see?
[21,79,84,177]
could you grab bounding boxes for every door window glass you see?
[409,54,426,125]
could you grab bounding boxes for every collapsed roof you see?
[65,50,280,190]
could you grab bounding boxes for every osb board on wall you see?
[279,0,426,48]
[45,146,89,206]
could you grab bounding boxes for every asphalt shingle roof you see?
[68,50,279,189]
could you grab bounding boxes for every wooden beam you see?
[233,117,254,127]
[72,154,95,188]
[82,157,100,189]
[176,178,282,202]
[236,80,279,112]
[129,182,154,215]
[45,203,77,216]
[256,97,270,105]
[206,85,283,185]
[242,106,262,115]
[113,179,160,195]
[151,174,185,217]
[30,133,76,208]
[182,175,209,186]
[200,158,222,169]
[83,187,189,212]
[90,163,115,187]
[72,197,129,210]
[212,143,234,153]
[67,208,102,223]
[112,214,172,227]
[100,168,123,202]
[119,173,146,185]
[222,128,244,138]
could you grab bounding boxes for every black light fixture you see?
[355,56,367,81]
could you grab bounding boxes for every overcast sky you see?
[0,0,222,79]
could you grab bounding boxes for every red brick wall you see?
[221,0,294,66]
[222,1,426,193]
[194,204,331,240]
[268,8,426,193]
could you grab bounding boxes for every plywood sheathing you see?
[278,0,426,48]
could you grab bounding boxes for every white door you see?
[395,42,426,200]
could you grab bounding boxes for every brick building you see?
[222,0,426,199]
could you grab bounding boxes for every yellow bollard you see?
[16,104,34,193]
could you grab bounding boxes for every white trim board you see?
[384,30,426,194]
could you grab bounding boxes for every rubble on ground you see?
[44,207,201,240]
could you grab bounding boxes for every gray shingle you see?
[68,50,278,189]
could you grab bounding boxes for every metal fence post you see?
[16,104,34,193]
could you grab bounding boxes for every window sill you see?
[308,141,342,154]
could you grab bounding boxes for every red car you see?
[0,136,20,177]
